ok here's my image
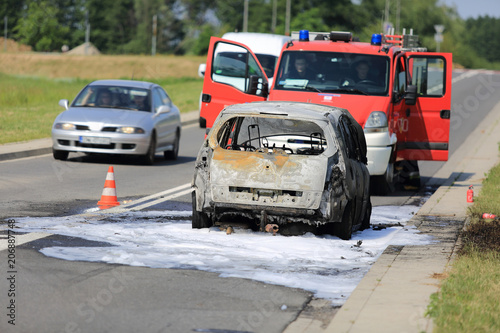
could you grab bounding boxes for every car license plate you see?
[79,136,111,145]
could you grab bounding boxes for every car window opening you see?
[218,116,327,155]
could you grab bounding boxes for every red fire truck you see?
[199,30,452,194]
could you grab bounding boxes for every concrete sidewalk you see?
[0,111,200,162]
[285,100,500,333]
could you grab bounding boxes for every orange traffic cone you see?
[97,166,120,209]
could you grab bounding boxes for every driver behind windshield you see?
[341,60,372,86]
[96,89,113,107]
[288,55,317,80]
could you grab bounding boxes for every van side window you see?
[211,41,265,95]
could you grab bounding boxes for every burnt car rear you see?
[192,101,371,239]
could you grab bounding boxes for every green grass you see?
[0,73,202,144]
[427,162,500,332]
[427,248,500,332]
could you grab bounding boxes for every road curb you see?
[0,147,53,162]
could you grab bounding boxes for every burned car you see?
[192,101,371,239]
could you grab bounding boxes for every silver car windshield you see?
[73,85,151,112]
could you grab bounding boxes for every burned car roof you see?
[217,101,353,122]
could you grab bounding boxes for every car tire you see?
[142,134,156,165]
[371,163,395,195]
[164,130,180,160]
[335,202,353,240]
[53,149,69,161]
[191,192,212,229]
[361,201,372,230]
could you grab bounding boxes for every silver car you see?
[52,79,181,164]
[192,101,371,239]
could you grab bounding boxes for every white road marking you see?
[0,232,51,251]
[85,182,192,215]
[452,70,478,84]
[130,188,193,211]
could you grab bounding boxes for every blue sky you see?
[440,0,500,19]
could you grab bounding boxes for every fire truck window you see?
[276,51,389,96]
[409,57,445,97]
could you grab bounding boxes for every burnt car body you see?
[192,101,371,239]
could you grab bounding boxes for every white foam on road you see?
[9,205,431,305]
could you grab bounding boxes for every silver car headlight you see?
[54,123,76,130]
[117,127,145,134]
[364,111,388,133]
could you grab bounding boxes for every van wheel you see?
[53,149,69,161]
[191,192,212,229]
[335,202,353,240]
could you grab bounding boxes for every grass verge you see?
[427,163,500,332]
[0,73,202,144]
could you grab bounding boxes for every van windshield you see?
[275,51,390,96]
[255,54,277,78]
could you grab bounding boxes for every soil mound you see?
[66,42,101,55]
[0,37,32,52]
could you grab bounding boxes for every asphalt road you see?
[1,70,499,333]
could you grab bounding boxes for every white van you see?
[199,32,291,84]
[198,32,291,128]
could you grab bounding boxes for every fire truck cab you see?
[200,30,452,194]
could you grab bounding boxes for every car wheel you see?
[361,201,372,230]
[335,202,353,240]
[191,192,212,229]
[371,162,395,195]
[53,149,69,161]
[142,134,156,165]
[164,130,180,160]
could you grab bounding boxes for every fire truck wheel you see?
[397,160,421,190]
[370,163,395,195]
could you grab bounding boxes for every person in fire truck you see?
[341,60,375,87]
[289,55,317,80]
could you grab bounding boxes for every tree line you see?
[1,0,499,69]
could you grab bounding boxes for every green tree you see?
[14,1,69,51]
[53,0,87,49]
[86,0,136,54]
[0,0,26,40]
[465,16,500,63]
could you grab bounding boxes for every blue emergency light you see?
[299,30,309,41]
[371,34,382,45]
